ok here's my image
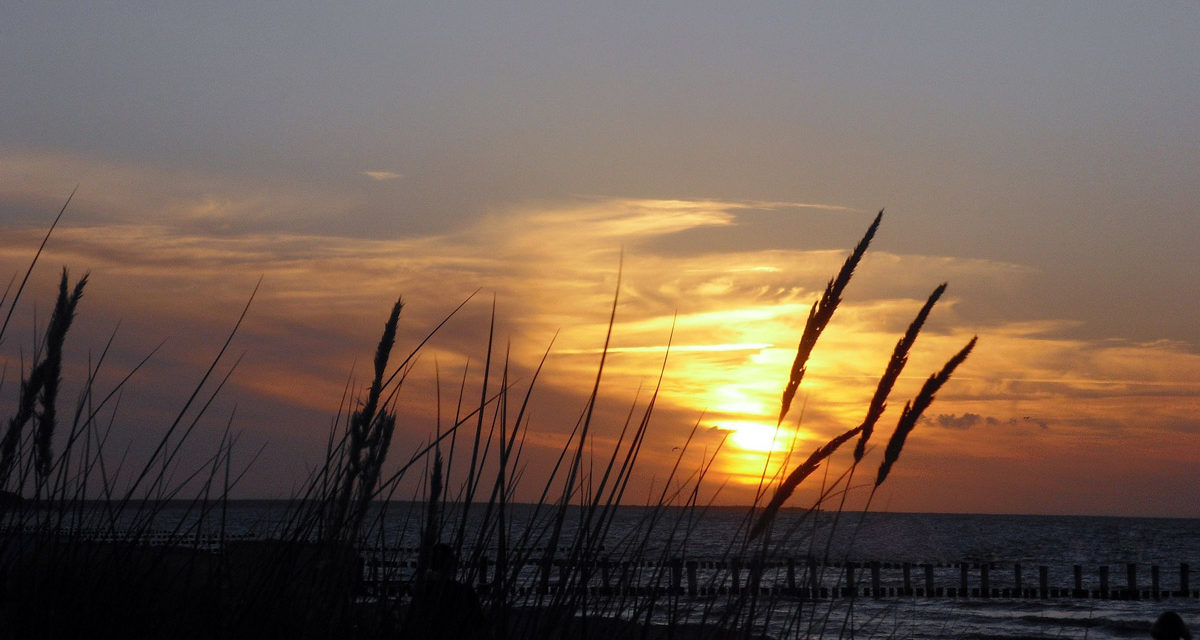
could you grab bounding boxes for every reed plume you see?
[329,297,403,539]
[875,335,977,488]
[0,268,87,487]
[778,210,881,425]
[752,249,955,541]
[749,423,861,540]
[35,269,88,481]
[853,282,945,462]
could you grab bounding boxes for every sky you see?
[1,2,1198,516]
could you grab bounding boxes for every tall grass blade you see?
[0,187,76,345]
[875,335,977,487]
[779,210,882,425]
[120,278,261,502]
[748,424,861,541]
[853,282,945,462]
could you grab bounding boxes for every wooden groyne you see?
[362,555,1199,601]
[0,524,258,549]
[8,526,1191,602]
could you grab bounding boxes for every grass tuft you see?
[0,196,981,640]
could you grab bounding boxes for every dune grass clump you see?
[0,198,974,640]
[0,268,88,490]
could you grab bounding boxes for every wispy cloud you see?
[361,170,402,181]
[0,150,363,233]
[2,174,1198,512]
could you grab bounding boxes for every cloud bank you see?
[1,166,1197,514]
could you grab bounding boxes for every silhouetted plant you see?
[0,195,982,640]
[752,215,973,542]
[0,268,87,491]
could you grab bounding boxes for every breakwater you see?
[362,553,1199,601]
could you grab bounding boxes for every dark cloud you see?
[926,413,1049,431]
[932,413,983,430]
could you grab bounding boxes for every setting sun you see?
[720,420,793,454]
[3,0,1196,520]
[3,4,1200,638]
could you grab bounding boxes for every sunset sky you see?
[2,3,1197,516]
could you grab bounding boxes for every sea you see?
[25,501,1200,639]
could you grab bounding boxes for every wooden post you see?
[1074,565,1083,597]
[686,560,698,596]
[809,556,820,594]
[730,558,742,594]
[924,563,935,596]
[1128,563,1139,600]
[845,563,856,598]
[620,560,632,593]
[750,558,763,595]
[1014,563,1022,597]
[540,557,552,594]
[496,550,509,595]
[601,557,612,591]
[871,561,882,599]
[579,560,591,591]
[1099,565,1109,598]
[960,563,969,597]
[980,563,990,598]
[1039,566,1049,599]
[1152,565,1160,600]
[1181,563,1191,597]
[903,562,912,596]
[787,558,797,592]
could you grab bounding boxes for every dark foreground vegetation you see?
[0,202,973,639]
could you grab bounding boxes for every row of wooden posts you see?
[366,556,1196,601]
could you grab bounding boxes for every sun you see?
[720,420,792,453]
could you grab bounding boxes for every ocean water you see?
[25,502,1200,639]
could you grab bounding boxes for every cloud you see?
[3,174,1199,511]
[753,201,858,213]
[931,413,984,430]
[7,196,1191,451]
[0,150,363,234]
[361,171,402,181]
[924,413,1050,431]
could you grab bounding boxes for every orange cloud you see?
[362,171,402,181]
[2,173,1197,514]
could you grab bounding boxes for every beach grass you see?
[0,201,973,639]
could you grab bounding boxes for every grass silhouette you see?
[0,199,972,639]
